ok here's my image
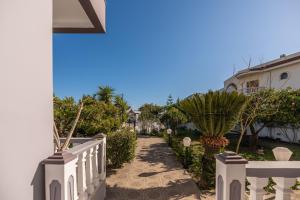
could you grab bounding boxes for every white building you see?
[224,52,300,94]
[224,52,300,143]
[1,0,106,199]
[127,108,141,131]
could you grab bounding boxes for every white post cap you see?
[272,147,293,161]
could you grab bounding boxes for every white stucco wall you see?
[224,61,300,92]
[0,0,53,199]
[268,62,300,89]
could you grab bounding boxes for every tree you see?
[257,88,300,143]
[77,95,121,136]
[139,104,162,132]
[114,95,129,123]
[53,96,78,136]
[53,96,84,151]
[179,91,247,188]
[235,89,280,153]
[96,85,115,104]
[160,107,187,133]
[166,94,174,107]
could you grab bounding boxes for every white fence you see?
[44,134,106,200]
[215,148,300,200]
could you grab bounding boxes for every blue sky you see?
[54,0,300,109]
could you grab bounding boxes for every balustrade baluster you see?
[247,177,268,200]
[86,148,95,195]
[77,151,88,200]
[273,177,296,200]
[92,144,100,187]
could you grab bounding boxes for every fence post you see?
[44,151,78,200]
[215,151,248,200]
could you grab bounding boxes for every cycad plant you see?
[179,91,247,188]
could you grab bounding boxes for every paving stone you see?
[105,136,215,200]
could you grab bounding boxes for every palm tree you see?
[96,85,115,104]
[179,91,247,188]
[115,95,129,123]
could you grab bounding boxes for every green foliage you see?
[114,95,129,123]
[179,91,247,188]
[179,91,247,139]
[77,96,121,136]
[139,103,163,132]
[54,96,79,137]
[162,129,204,179]
[54,85,131,137]
[106,128,137,168]
[160,107,187,131]
[166,94,174,107]
[236,88,300,151]
[139,103,162,122]
[263,88,300,126]
[96,85,115,104]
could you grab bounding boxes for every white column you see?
[273,177,296,200]
[77,152,88,200]
[92,144,100,187]
[215,151,248,200]
[86,148,95,195]
[247,177,268,200]
[44,152,78,200]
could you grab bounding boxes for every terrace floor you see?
[106,136,214,200]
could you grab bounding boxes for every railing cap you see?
[92,133,106,140]
[43,151,77,165]
[215,151,248,164]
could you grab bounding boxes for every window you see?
[280,72,288,80]
[246,80,259,94]
[246,80,259,88]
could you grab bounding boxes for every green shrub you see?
[106,128,137,168]
[163,129,204,179]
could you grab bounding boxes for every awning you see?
[53,0,106,33]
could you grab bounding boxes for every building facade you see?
[224,52,300,94]
[224,52,300,143]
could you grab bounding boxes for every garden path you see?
[105,136,214,200]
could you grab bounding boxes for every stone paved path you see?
[106,136,214,200]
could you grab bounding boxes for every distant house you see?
[127,108,141,131]
[224,52,300,94]
[224,52,300,143]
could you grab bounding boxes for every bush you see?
[106,128,137,168]
[163,129,204,179]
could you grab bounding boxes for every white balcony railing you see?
[239,87,266,95]
[215,148,300,200]
[44,134,106,200]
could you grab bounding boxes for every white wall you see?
[258,126,300,143]
[0,0,53,199]
[224,61,300,92]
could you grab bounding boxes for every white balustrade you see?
[45,134,106,200]
[216,147,300,200]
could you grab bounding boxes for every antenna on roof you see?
[242,57,252,69]
[280,54,286,58]
[232,65,236,75]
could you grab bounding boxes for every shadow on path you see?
[106,137,214,200]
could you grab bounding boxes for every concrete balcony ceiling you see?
[53,0,106,33]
